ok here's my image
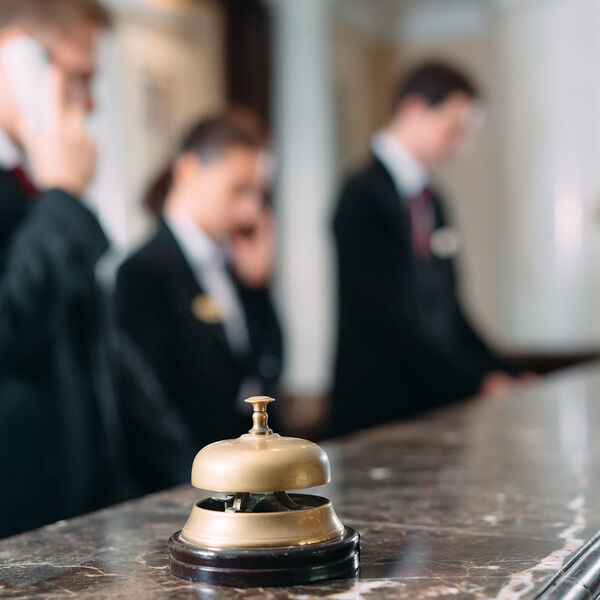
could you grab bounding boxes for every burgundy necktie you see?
[406,186,434,259]
[11,165,38,200]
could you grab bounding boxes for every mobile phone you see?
[0,35,51,133]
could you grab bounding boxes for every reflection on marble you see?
[3,365,600,598]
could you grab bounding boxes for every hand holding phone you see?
[2,35,97,197]
[19,64,97,197]
[230,208,276,289]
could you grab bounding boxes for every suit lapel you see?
[371,158,447,252]
[370,157,414,248]
[0,169,31,251]
[156,220,231,357]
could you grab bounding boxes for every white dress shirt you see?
[371,130,428,197]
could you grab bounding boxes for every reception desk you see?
[3,365,600,598]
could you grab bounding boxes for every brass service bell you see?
[168,396,360,587]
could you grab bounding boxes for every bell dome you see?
[190,397,331,493]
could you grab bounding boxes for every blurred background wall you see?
[91,0,600,402]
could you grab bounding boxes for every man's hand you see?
[479,371,518,398]
[18,66,97,198]
[230,208,275,289]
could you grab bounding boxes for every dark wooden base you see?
[168,527,360,587]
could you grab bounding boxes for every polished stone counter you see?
[3,365,600,599]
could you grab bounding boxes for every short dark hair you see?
[394,61,479,111]
[1,0,112,32]
[145,114,261,215]
[180,115,260,164]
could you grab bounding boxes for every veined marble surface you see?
[2,364,600,599]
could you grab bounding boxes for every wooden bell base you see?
[168,527,360,587]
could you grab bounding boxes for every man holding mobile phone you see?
[0,0,120,538]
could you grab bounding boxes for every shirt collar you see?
[165,215,226,270]
[0,128,22,170]
[371,130,428,197]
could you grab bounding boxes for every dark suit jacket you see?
[330,158,515,437]
[0,171,123,539]
[116,220,283,494]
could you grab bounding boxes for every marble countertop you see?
[3,365,600,599]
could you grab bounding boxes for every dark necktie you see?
[406,186,434,259]
[11,165,38,200]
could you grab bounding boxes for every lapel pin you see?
[430,226,461,259]
[191,295,222,324]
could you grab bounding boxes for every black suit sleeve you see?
[433,197,518,377]
[333,182,489,398]
[116,257,197,493]
[116,257,178,396]
[0,189,107,366]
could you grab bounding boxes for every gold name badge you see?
[192,295,222,324]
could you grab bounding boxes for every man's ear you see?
[173,153,201,184]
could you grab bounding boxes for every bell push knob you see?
[245,396,274,435]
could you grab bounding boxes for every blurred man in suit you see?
[331,62,520,437]
[0,0,124,538]
[117,116,282,494]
